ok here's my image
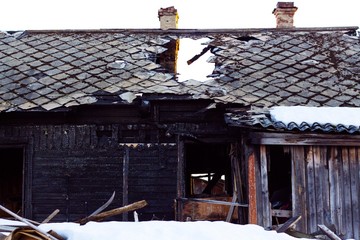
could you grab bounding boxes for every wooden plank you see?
[313,146,324,225]
[230,143,245,223]
[328,147,340,232]
[179,197,248,207]
[320,147,330,227]
[249,132,360,146]
[226,193,237,222]
[176,136,185,221]
[341,147,353,238]
[248,152,257,224]
[122,146,129,221]
[318,224,342,240]
[350,147,359,240]
[272,209,292,218]
[277,215,301,233]
[260,145,271,228]
[291,146,307,232]
[305,146,316,233]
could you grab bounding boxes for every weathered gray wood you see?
[318,224,342,240]
[272,209,292,218]
[305,146,317,233]
[291,146,307,232]
[41,209,60,224]
[328,147,340,233]
[349,147,360,240]
[259,145,271,228]
[342,147,353,238]
[313,146,324,225]
[229,143,246,223]
[335,147,345,236]
[226,192,237,222]
[0,204,60,240]
[320,147,330,227]
[179,197,248,207]
[277,215,302,233]
[250,132,360,146]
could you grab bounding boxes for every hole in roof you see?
[176,38,214,82]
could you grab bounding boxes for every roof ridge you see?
[24,26,359,34]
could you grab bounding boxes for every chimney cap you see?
[276,2,295,8]
[158,6,178,18]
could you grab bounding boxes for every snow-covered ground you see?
[0,219,306,240]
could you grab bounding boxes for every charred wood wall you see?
[0,100,230,222]
[0,123,178,222]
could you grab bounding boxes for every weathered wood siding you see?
[293,146,360,240]
[257,145,360,239]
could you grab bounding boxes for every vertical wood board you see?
[260,145,271,228]
[291,146,307,232]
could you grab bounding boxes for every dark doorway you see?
[267,146,292,225]
[0,147,24,217]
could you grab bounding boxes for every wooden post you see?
[318,224,342,240]
[248,152,257,224]
[260,145,271,228]
[122,146,129,221]
[176,135,185,221]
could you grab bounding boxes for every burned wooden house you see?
[1,3,360,239]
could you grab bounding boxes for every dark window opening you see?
[185,143,232,197]
[0,147,23,218]
[267,146,292,224]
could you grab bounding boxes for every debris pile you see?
[0,192,148,240]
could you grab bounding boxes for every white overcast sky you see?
[1,0,359,30]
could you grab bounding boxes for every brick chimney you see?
[272,2,298,28]
[158,6,179,30]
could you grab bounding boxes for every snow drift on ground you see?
[35,221,306,240]
[270,106,360,126]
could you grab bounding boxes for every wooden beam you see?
[318,224,342,240]
[122,146,129,221]
[260,146,271,228]
[78,200,148,225]
[249,132,360,146]
[179,197,248,207]
[248,152,257,224]
[272,209,292,218]
[176,136,185,221]
[277,215,301,233]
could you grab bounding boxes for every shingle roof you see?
[0,27,359,112]
[225,111,360,133]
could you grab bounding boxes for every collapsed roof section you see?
[0,27,359,112]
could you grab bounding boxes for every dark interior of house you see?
[185,142,232,197]
[0,147,23,217]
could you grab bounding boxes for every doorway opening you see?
[182,142,233,221]
[267,146,292,225]
[0,147,24,218]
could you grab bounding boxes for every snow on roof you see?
[270,106,360,127]
[1,219,305,240]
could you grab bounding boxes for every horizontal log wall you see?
[127,144,178,221]
[0,124,177,222]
